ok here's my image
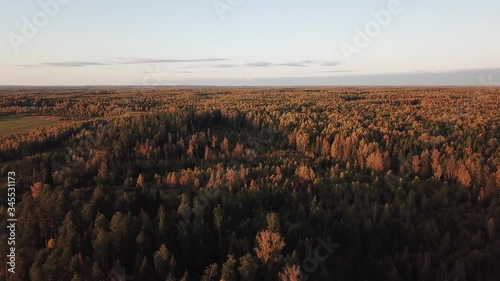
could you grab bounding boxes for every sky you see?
[0,0,499,86]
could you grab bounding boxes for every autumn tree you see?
[255,213,285,272]
[279,264,303,281]
[238,254,258,281]
[221,254,237,281]
[201,263,219,281]
[154,244,170,278]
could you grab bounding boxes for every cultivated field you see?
[0,115,57,137]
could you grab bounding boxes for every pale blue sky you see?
[1,0,499,85]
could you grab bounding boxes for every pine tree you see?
[136,173,145,188]
[157,204,168,239]
[179,270,189,281]
[91,262,104,281]
[266,213,281,233]
[238,254,258,281]
[487,218,495,239]
[57,212,79,257]
[221,254,237,281]
[214,204,224,261]
[109,212,128,258]
[93,228,110,270]
[154,244,169,278]
[139,256,152,280]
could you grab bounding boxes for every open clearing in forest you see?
[0,115,57,137]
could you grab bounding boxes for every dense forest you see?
[0,87,499,281]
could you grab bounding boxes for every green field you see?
[0,115,57,137]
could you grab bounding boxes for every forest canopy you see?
[0,86,499,281]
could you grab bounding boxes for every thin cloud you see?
[16,64,43,67]
[142,70,217,74]
[300,60,317,64]
[277,63,308,67]
[246,62,273,67]
[246,60,319,68]
[175,68,500,86]
[277,60,317,67]
[212,64,237,68]
[27,58,230,68]
[315,70,353,73]
[119,58,229,64]
[39,62,109,67]
[142,70,195,74]
[322,61,341,67]
[25,58,340,70]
